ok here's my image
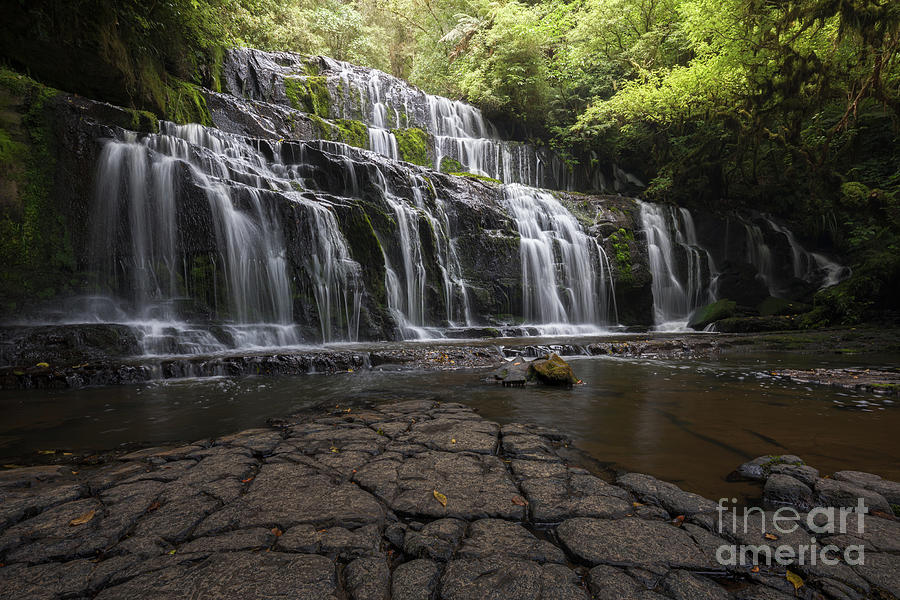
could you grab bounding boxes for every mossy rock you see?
[439,157,465,173]
[527,353,578,387]
[284,76,330,118]
[392,127,432,167]
[448,172,501,185]
[688,299,737,330]
[333,119,369,149]
[757,296,810,317]
[713,315,798,333]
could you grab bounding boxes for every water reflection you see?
[1,352,897,500]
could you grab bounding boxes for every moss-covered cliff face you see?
[0,1,221,126]
[0,70,76,313]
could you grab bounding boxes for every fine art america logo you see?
[715,498,867,566]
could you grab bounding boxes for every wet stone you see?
[521,469,632,522]
[616,473,717,517]
[763,474,814,512]
[352,451,524,520]
[180,527,275,553]
[93,551,338,600]
[556,517,710,570]
[391,559,441,600]
[439,558,588,600]
[814,478,892,514]
[400,417,499,454]
[587,565,669,600]
[457,519,565,564]
[403,517,466,561]
[767,464,819,489]
[661,570,731,600]
[344,556,390,600]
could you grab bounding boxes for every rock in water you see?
[528,353,578,387]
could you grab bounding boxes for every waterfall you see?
[639,202,716,327]
[503,184,615,333]
[315,56,572,189]
[88,121,366,352]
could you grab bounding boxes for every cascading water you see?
[639,202,716,328]
[88,121,367,352]
[317,56,572,189]
[503,184,616,333]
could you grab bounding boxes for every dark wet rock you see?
[457,519,565,564]
[0,558,100,600]
[587,565,668,599]
[401,417,499,454]
[118,446,203,462]
[352,451,524,520]
[0,324,141,368]
[195,463,383,535]
[662,570,731,600]
[501,433,560,462]
[0,484,85,531]
[521,468,632,522]
[763,474,814,511]
[819,511,900,552]
[815,478,891,514]
[733,585,802,600]
[853,553,900,598]
[439,558,588,600]
[0,465,68,489]
[278,524,381,558]
[391,559,441,600]
[713,262,770,307]
[616,473,717,517]
[767,464,819,489]
[344,556,390,600]
[403,518,466,561]
[214,428,283,455]
[735,455,804,482]
[180,527,275,553]
[492,360,530,387]
[833,471,900,506]
[556,517,709,570]
[527,353,578,386]
[688,299,737,331]
[93,551,337,600]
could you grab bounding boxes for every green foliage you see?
[392,128,432,167]
[439,157,465,173]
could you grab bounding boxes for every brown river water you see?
[1,347,897,501]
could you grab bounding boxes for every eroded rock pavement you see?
[1,401,898,599]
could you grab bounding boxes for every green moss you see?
[439,157,465,173]
[891,504,900,517]
[757,296,809,317]
[448,172,501,185]
[164,80,212,126]
[392,128,432,167]
[333,119,369,149]
[688,299,737,330]
[128,109,159,134]
[608,228,634,283]
[528,353,578,386]
[284,76,331,118]
[0,68,75,311]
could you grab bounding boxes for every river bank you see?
[1,400,898,599]
[3,327,899,391]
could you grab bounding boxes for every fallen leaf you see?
[632,502,644,507]
[62,452,72,456]
[71,471,78,475]
[450,438,457,444]
[147,501,161,512]
[672,515,685,527]
[513,362,521,366]
[751,566,759,573]
[241,477,254,483]
[511,495,528,506]
[330,446,339,453]
[168,549,177,555]
[764,532,779,541]
[271,527,282,537]
[433,490,448,507]
[37,450,55,455]
[35,362,50,368]
[786,570,804,590]
[69,509,95,526]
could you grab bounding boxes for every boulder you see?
[527,354,578,387]
[763,474,814,511]
[688,299,737,330]
[713,261,770,307]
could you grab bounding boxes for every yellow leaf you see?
[764,532,778,540]
[450,438,457,444]
[69,509,95,526]
[786,570,804,590]
[632,501,644,507]
[37,450,55,455]
[36,362,50,368]
[168,549,177,555]
[330,446,339,453]
[433,490,448,507]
